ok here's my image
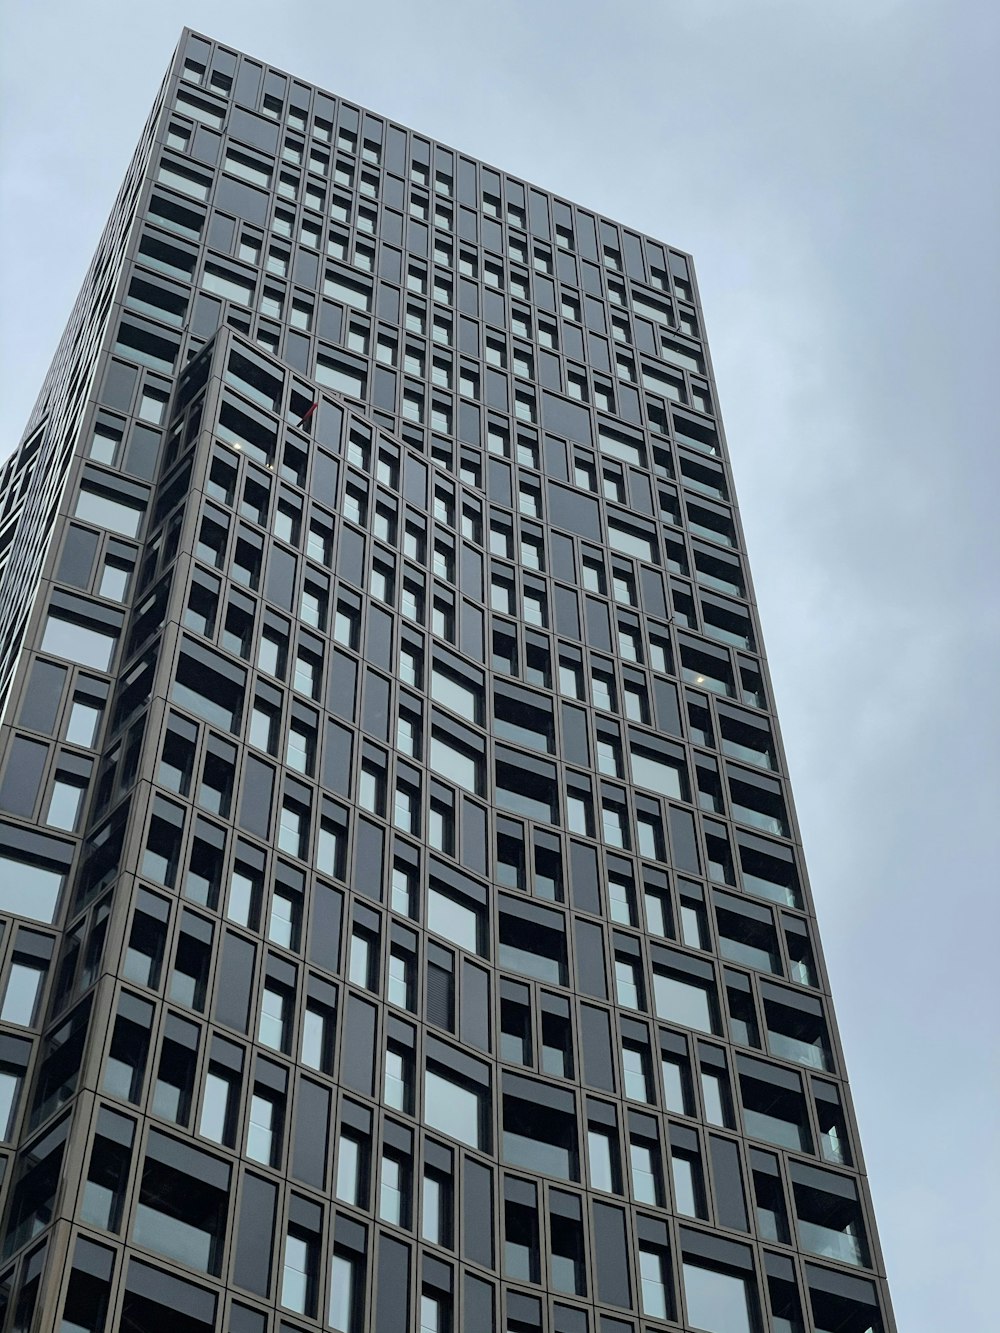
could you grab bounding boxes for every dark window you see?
[2,1117,69,1256]
[81,1108,135,1232]
[499,899,567,986]
[503,1078,578,1180]
[133,1131,230,1275]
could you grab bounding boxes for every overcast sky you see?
[2,2,998,1327]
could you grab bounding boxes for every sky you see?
[2,1,998,1326]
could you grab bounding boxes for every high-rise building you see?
[0,27,894,1333]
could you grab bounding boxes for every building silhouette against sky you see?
[0,28,894,1333]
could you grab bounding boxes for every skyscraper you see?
[0,24,894,1333]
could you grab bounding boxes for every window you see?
[201,264,255,307]
[763,990,831,1070]
[0,1060,24,1139]
[80,1108,133,1232]
[504,1194,539,1281]
[43,611,117,671]
[0,853,64,925]
[499,902,566,985]
[282,1228,317,1315]
[602,802,628,849]
[46,775,87,831]
[816,1088,851,1165]
[729,775,788,838]
[247,1088,281,1166]
[156,160,210,201]
[302,1001,335,1072]
[388,948,414,1011]
[503,1081,578,1180]
[638,814,664,860]
[395,782,420,835]
[682,1260,754,1333]
[701,1068,732,1127]
[391,863,416,918]
[655,971,717,1035]
[639,1247,671,1320]
[269,887,301,950]
[622,1043,651,1101]
[587,1127,618,1193]
[349,928,376,989]
[559,658,583,699]
[329,1250,360,1333]
[278,800,308,859]
[427,886,481,954]
[681,899,708,950]
[199,1067,237,1146]
[671,1149,705,1217]
[424,1066,484,1150]
[286,723,314,775]
[430,731,480,793]
[258,983,290,1052]
[420,1292,448,1333]
[630,745,686,799]
[716,899,780,975]
[1,959,46,1027]
[384,1045,413,1113]
[316,816,345,879]
[379,1152,410,1227]
[132,1131,229,1275]
[739,1067,810,1152]
[336,1131,367,1206]
[630,1139,662,1205]
[422,1167,450,1245]
[334,601,359,648]
[500,993,532,1064]
[615,957,642,1010]
[323,272,371,311]
[793,1171,869,1265]
[591,670,615,712]
[396,710,420,758]
[3,1116,70,1257]
[400,644,423,688]
[316,355,366,399]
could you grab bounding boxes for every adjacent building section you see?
[0,28,893,1333]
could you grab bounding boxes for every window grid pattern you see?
[0,28,893,1333]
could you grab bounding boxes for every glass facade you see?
[0,27,893,1333]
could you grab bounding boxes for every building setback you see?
[0,28,894,1333]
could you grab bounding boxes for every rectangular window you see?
[1,960,46,1027]
[682,1261,753,1333]
[587,1127,618,1193]
[379,1152,410,1227]
[639,1247,671,1319]
[630,1139,662,1205]
[424,1066,484,1150]
[329,1250,360,1332]
[282,1229,317,1315]
[429,731,480,793]
[199,1067,237,1146]
[246,1089,280,1166]
[654,971,717,1035]
[258,983,289,1051]
[225,150,272,187]
[427,886,481,954]
[202,265,254,305]
[302,1002,335,1072]
[336,1132,366,1206]
[132,1131,229,1275]
[384,1045,412,1113]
